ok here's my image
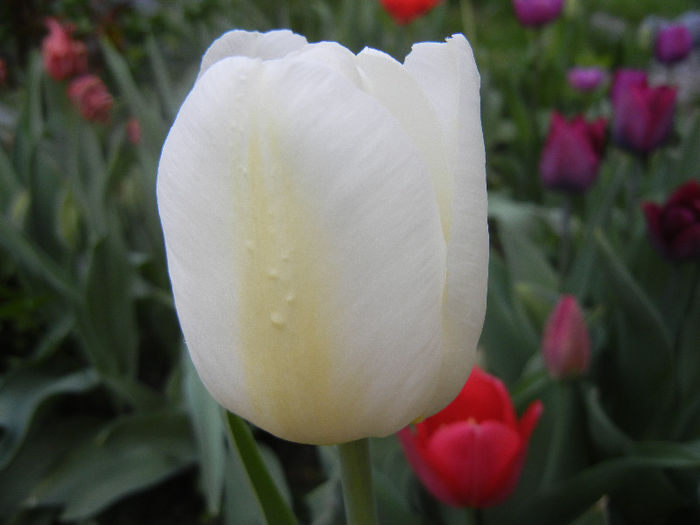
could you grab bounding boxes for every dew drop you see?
[285,292,295,303]
[268,267,279,279]
[270,311,286,327]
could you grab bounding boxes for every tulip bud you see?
[157,30,489,444]
[398,367,543,507]
[0,58,6,86]
[611,69,676,155]
[41,18,88,81]
[539,112,607,193]
[655,24,693,64]
[642,180,700,262]
[379,0,442,25]
[511,0,564,28]
[566,66,606,92]
[127,118,141,145]
[542,295,590,379]
[67,74,113,123]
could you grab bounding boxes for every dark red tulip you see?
[379,0,442,24]
[511,0,564,28]
[398,367,543,508]
[539,112,607,193]
[655,24,692,64]
[611,70,676,155]
[642,180,700,262]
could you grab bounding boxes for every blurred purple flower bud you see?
[511,0,564,28]
[655,24,693,63]
[567,67,606,91]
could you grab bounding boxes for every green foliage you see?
[1,0,699,523]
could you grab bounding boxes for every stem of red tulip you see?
[559,194,572,280]
[338,439,379,525]
[469,507,485,525]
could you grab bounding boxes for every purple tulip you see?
[539,112,607,193]
[512,0,564,28]
[642,180,700,262]
[655,24,693,64]
[567,67,606,92]
[611,72,676,155]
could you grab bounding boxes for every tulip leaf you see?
[183,354,225,515]
[582,385,630,456]
[594,229,673,434]
[0,364,99,469]
[224,412,299,525]
[30,410,196,521]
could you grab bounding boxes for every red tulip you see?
[511,0,564,28]
[642,180,700,262]
[379,0,442,25]
[655,24,692,64]
[0,58,6,85]
[398,367,543,508]
[611,70,676,155]
[539,112,607,193]
[542,295,590,378]
[41,18,88,81]
[67,74,113,123]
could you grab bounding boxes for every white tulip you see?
[157,29,488,445]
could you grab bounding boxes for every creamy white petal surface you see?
[157,30,488,444]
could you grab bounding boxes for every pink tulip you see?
[542,295,591,378]
[41,18,88,81]
[566,67,606,92]
[512,0,564,28]
[67,75,113,123]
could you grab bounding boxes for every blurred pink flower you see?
[539,112,607,193]
[379,0,442,24]
[127,118,141,144]
[42,18,88,81]
[398,367,543,508]
[611,71,676,155]
[566,66,606,92]
[511,0,564,28]
[542,295,591,379]
[642,180,700,262]
[0,58,6,85]
[655,24,692,64]
[68,74,113,123]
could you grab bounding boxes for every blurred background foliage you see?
[0,0,699,524]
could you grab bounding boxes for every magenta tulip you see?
[655,24,693,64]
[539,112,607,192]
[542,295,591,378]
[567,67,606,92]
[512,0,564,28]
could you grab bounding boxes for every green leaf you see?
[594,230,673,434]
[0,365,99,468]
[183,355,225,515]
[224,413,298,525]
[31,411,196,521]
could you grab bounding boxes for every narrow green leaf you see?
[0,366,99,468]
[224,412,298,525]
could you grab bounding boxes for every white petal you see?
[158,55,447,444]
[405,34,489,414]
[197,29,308,80]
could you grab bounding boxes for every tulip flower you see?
[642,180,700,262]
[539,112,607,193]
[610,69,647,105]
[67,74,113,123]
[379,0,442,24]
[157,30,488,445]
[127,117,141,145]
[611,70,676,155]
[566,66,606,92]
[541,295,590,378]
[41,18,88,81]
[511,0,564,28]
[0,58,6,86]
[398,367,543,507]
[655,24,693,64]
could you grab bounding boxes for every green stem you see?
[338,439,379,525]
[224,412,298,525]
